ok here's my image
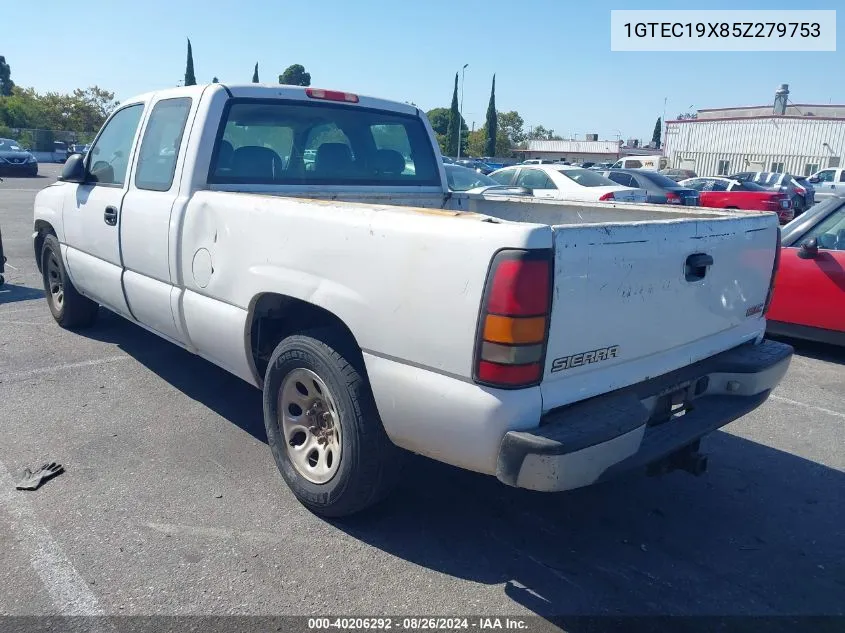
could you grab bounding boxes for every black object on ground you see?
[15,462,64,490]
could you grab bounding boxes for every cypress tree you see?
[445,73,460,157]
[484,75,497,157]
[184,39,196,86]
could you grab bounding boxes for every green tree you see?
[484,75,497,157]
[0,85,117,135]
[426,107,451,136]
[652,117,662,149]
[279,64,311,86]
[467,127,511,158]
[498,111,525,146]
[252,63,259,83]
[527,125,563,141]
[184,39,196,86]
[0,56,13,97]
[445,73,460,157]
[427,106,466,156]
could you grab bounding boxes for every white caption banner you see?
[611,10,836,52]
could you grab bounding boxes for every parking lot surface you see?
[1,165,843,624]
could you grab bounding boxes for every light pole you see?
[661,97,668,150]
[457,63,468,159]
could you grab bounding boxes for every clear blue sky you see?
[2,0,842,141]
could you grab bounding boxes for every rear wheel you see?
[262,328,403,517]
[40,234,99,329]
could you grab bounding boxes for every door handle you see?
[104,206,118,226]
[685,253,713,282]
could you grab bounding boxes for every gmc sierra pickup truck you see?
[33,84,792,516]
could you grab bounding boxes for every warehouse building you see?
[664,85,845,178]
[514,137,621,164]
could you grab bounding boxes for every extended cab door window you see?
[134,98,192,191]
[87,104,144,186]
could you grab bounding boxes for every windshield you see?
[556,168,619,187]
[636,171,686,188]
[738,182,768,192]
[0,139,23,151]
[445,165,499,191]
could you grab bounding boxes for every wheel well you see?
[33,221,57,273]
[248,293,365,382]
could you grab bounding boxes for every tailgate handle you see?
[685,253,713,281]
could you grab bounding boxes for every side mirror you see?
[797,238,819,259]
[808,176,820,184]
[59,153,86,183]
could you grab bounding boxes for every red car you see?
[766,196,845,345]
[679,177,794,224]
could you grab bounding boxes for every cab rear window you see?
[209,100,440,187]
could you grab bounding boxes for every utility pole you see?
[457,63,468,159]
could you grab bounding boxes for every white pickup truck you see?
[33,84,792,516]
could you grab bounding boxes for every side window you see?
[490,168,517,186]
[87,104,144,186]
[801,208,845,251]
[611,160,623,168]
[839,171,845,183]
[516,169,556,189]
[135,98,192,191]
[684,179,704,191]
[711,180,729,192]
[626,159,643,168]
[817,170,834,183]
[607,172,634,187]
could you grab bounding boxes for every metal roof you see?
[518,140,621,154]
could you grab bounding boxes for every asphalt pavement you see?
[0,165,843,627]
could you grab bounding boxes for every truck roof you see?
[122,83,420,118]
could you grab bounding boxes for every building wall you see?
[520,152,617,163]
[698,104,845,119]
[664,118,845,177]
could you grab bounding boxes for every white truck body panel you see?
[32,83,791,490]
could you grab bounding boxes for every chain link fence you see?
[0,127,96,162]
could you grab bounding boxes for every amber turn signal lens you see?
[483,315,546,344]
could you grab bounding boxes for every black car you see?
[455,159,494,175]
[0,138,38,176]
[600,168,700,205]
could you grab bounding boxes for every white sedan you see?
[488,164,647,203]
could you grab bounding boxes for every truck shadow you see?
[766,335,845,365]
[0,283,45,305]
[78,312,843,626]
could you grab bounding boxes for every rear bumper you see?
[496,339,793,492]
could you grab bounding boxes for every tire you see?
[40,234,99,329]
[263,328,402,517]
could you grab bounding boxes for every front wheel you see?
[263,329,402,517]
[41,234,99,329]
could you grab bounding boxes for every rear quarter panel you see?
[177,192,552,379]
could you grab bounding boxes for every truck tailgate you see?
[541,215,778,410]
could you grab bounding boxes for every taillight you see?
[763,227,782,316]
[665,192,681,204]
[474,250,552,388]
[305,88,359,103]
[599,192,615,201]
